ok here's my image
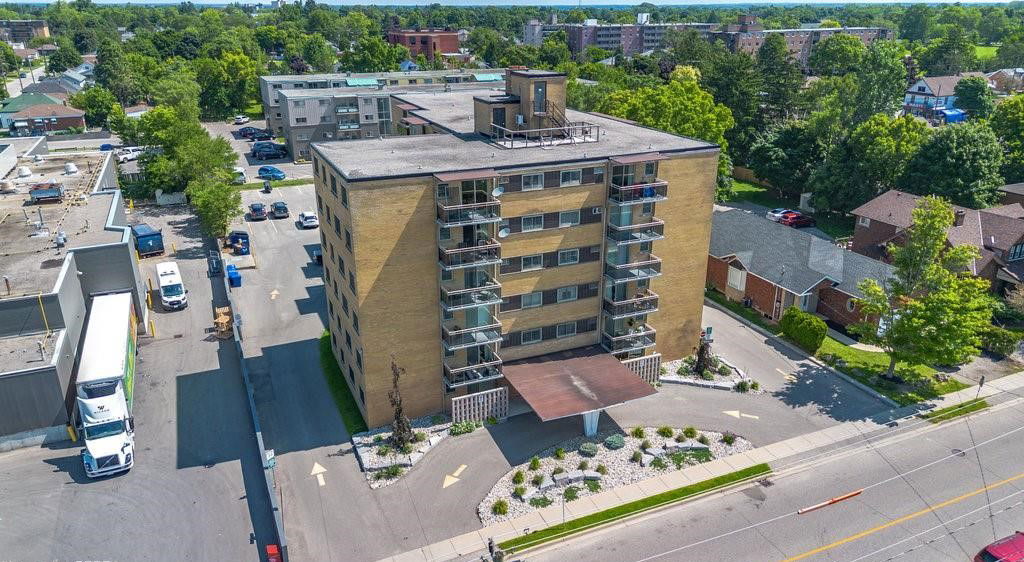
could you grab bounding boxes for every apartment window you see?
[352,313,359,334]
[295,117,307,124]
[356,350,363,371]
[558,249,580,266]
[560,169,582,187]
[857,216,871,228]
[521,254,543,271]
[593,167,604,184]
[293,100,305,108]
[436,183,449,200]
[342,294,349,314]
[316,194,323,213]
[1011,243,1024,261]
[328,300,334,317]
[639,241,652,253]
[345,229,352,251]
[522,173,543,191]
[319,99,328,106]
[556,286,578,303]
[362,98,373,105]
[439,227,451,241]
[337,254,345,275]
[521,215,543,232]
[320,114,331,123]
[641,202,654,215]
[559,210,580,227]
[330,175,337,196]
[556,322,577,338]
[441,269,452,281]
[334,218,341,236]
[522,292,542,308]
[341,184,348,208]
[521,328,542,345]
[644,162,656,177]
[349,272,356,292]
[345,331,352,349]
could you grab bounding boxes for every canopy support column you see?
[582,410,600,437]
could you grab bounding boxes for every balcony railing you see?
[442,287,502,312]
[337,123,360,130]
[609,180,668,205]
[442,316,502,348]
[436,200,501,227]
[438,237,502,270]
[603,289,659,319]
[443,326,503,351]
[336,106,358,113]
[604,254,662,284]
[601,326,657,354]
[441,274,501,298]
[443,362,503,389]
[606,218,665,245]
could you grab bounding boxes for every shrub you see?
[980,324,1022,357]
[399,443,413,454]
[640,439,652,450]
[563,486,579,501]
[780,306,827,353]
[492,499,509,515]
[631,450,642,463]
[683,426,698,439]
[552,467,564,475]
[683,355,695,366]
[604,434,626,450]
[530,496,553,508]
[578,460,589,470]
[735,380,750,393]
[651,457,668,470]
[630,427,646,438]
[377,444,392,456]
[579,443,599,457]
[373,434,384,443]
[751,381,760,391]
[430,414,446,425]
[697,434,710,445]
[721,432,737,445]
[513,486,526,499]
[554,447,566,460]
[700,370,715,380]
[596,464,607,475]
[659,366,667,375]
[374,465,403,480]
[532,474,544,486]
[657,426,674,438]
[413,431,427,443]
[529,456,541,471]
[676,365,690,375]
[586,480,601,493]
[450,420,480,436]
[512,470,524,485]
[486,415,498,425]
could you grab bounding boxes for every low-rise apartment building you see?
[385,28,459,61]
[311,69,719,429]
[0,19,49,43]
[524,13,715,56]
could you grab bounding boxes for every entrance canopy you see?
[503,346,656,422]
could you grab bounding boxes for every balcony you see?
[442,287,502,312]
[606,218,665,246]
[438,237,502,270]
[603,290,659,319]
[609,180,668,205]
[604,254,662,284]
[436,200,501,227]
[601,326,657,354]
[441,273,501,298]
[336,105,359,113]
[442,315,502,350]
[443,361,503,390]
[337,123,360,130]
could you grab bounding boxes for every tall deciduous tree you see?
[808,33,867,76]
[46,36,82,74]
[756,33,803,125]
[899,4,933,43]
[186,175,241,236]
[899,122,1004,208]
[920,26,977,75]
[953,76,995,118]
[991,94,1024,184]
[338,36,408,73]
[69,85,118,127]
[748,121,825,199]
[852,197,993,380]
[702,50,762,165]
[852,40,909,124]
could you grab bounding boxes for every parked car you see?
[251,129,273,141]
[298,211,319,229]
[233,115,251,125]
[239,126,261,139]
[975,532,1024,562]
[99,143,115,151]
[779,212,816,228]
[766,208,796,222]
[270,201,289,218]
[117,147,143,163]
[254,145,288,161]
[231,166,247,185]
[248,202,268,220]
[257,166,286,180]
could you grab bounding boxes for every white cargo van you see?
[156,262,187,310]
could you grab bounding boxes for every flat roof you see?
[313,91,717,181]
[261,68,508,84]
[0,329,63,373]
[503,346,657,421]
[0,152,121,299]
[276,82,502,100]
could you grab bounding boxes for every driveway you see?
[203,119,312,182]
[716,201,834,241]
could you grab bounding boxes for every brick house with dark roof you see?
[708,209,894,328]
[9,103,85,136]
[850,190,1024,292]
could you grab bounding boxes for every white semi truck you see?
[76,292,138,478]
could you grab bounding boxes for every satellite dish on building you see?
[491,185,504,198]
[497,227,510,238]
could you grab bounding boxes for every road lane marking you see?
[723,410,759,420]
[311,462,327,487]
[453,464,467,477]
[781,469,1024,561]
[443,464,468,488]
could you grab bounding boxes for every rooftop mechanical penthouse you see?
[311,69,720,430]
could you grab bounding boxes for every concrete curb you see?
[703,297,900,408]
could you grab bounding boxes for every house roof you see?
[22,80,73,95]
[0,93,62,114]
[914,72,984,96]
[999,183,1024,196]
[11,103,84,119]
[710,209,894,298]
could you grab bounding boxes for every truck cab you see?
[78,386,134,478]
[156,261,187,310]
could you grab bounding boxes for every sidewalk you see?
[380,371,1024,562]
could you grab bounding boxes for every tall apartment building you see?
[385,28,460,61]
[524,14,715,56]
[259,69,504,136]
[0,20,50,43]
[311,69,719,429]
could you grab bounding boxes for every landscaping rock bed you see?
[477,425,753,525]
[352,414,455,489]
[662,356,759,393]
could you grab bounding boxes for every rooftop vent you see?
[64,162,78,175]
[17,166,30,178]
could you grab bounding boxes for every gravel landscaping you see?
[477,425,753,525]
[352,413,460,489]
[662,355,761,393]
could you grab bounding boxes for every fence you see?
[450,386,508,423]
[622,353,662,386]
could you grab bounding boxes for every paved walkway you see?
[379,372,1024,562]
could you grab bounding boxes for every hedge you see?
[780,306,827,353]
[979,324,1021,357]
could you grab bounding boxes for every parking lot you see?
[203,119,313,183]
[0,205,275,561]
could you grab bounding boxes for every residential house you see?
[9,103,85,136]
[851,190,1024,292]
[999,183,1024,207]
[903,72,984,121]
[707,209,893,328]
[123,104,151,118]
[12,47,37,64]
[0,93,63,128]
[21,79,73,101]
[988,68,1024,95]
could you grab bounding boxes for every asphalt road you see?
[5,65,46,97]
[527,398,1024,562]
[0,206,275,561]
[203,119,313,182]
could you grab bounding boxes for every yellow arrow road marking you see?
[443,464,468,488]
[452,464,467,477]
[723,410,760,420]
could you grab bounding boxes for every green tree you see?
[899,122,1004,208]
[991,94,1024,184]
[810,114,931,213]
[899,4,933,43]
[756,33,803,125]
[978,9,1011,45]
[0,42,19,71]
[819,19,841,29]
[186,175,241,236]
[539,31,571,68]
[808,33,867,76]
[464,27,505,67]
[46,36,82,74]
[852,40,909,124]
[69,85,118,128]
[953,76,995,118]
[596,67,735,195]
[301,33,334,73]
[852,197,993,381]
[702,50,762,165]
[748,120,825,198]
[996,36,1024,69]
[583,46,612,64]
[107,104,141,146]
[151,70,201,120]
[338,36,408,73]
[920,26,977,75]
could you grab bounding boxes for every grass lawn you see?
[975,45,998,59]
[243,100,263,120]
[318,330,368,435]
[237,177,310,191]
[499,463,772,553]
[920,398,989,423]
[724,179,854,239]
[816,337,968,406]
[705,290,782,335]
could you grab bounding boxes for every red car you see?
[779,212,816,228]
[975,532,1024,562]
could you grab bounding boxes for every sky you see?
[85,0,1015,4]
